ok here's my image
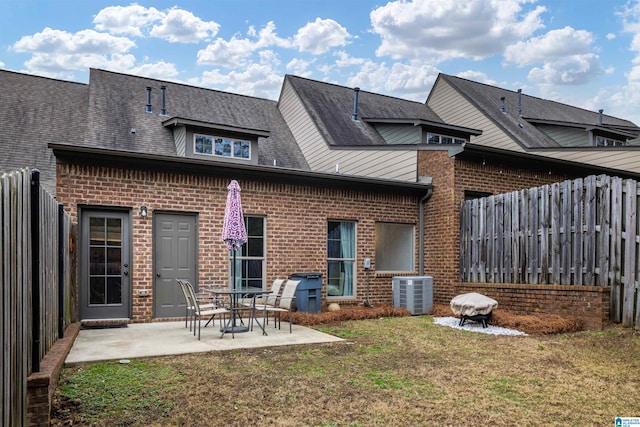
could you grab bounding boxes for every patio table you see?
[204,288,271,338]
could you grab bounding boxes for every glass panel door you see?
[80,210,130,320]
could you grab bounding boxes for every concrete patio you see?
[65,320,343,365]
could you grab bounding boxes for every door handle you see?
[124,271,129,276]
[156,273,161,277]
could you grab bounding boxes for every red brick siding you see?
[418,151,606,327]
[56,164,420,321]
[456,283,609,330]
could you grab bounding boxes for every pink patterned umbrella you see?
[222,180,247,289]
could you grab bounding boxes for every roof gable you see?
[283,75,454,147]
[82,69,308,169]
[434,74,640,149]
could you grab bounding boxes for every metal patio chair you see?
[262,279,300,333]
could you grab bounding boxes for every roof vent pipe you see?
[598,109,603,126]
[517,89,522,116]
[146,87,152,113]
[500,96,506,113]
[352,87,360,121]
[160,85,167,116]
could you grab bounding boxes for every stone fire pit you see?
[450,293,498,328]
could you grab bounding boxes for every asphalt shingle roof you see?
[437,74,640,149]
[83,69,308,169]
[284,75,446,146]
[0,69,88,193]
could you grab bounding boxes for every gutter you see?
[48,143,433,197]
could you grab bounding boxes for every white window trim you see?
[375,222,415,273]
[194,133,252,160]
[327,220,357,300]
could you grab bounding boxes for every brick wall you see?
[56,164,420,321]
[27,323,80,427]
[455,283,610,330]
[418,151,608,327]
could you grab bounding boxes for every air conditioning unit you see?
[392,276,433,315]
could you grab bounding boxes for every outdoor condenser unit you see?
[392,276,433,315]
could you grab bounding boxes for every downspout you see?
[419,187,434,276]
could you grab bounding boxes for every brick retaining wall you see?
[27,322,80,427]
[454,282,610,330]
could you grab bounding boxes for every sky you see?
[3,0,640,124]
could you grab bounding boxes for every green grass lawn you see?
[52,316,640,426]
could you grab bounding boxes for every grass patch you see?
[55,360,177,425]
[52,314,640,426]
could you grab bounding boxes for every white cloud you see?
[193,63,283,99]
[149,7,220,43]
[129,61,180,80]
[286,58,313,76]
[12,27,137,76]
[384,62,439,99]
[94,4,219,43]
[502,26,604,86]
[254,21,291,49]
[455,70,499,86]
[13,27,135,55]
[504,26,594,66]
[346,60,390,93]
[197,22,290,68]
[335,51,366,68]
[23,52,136,78]
[93,4,163,37]
[197,37,255,67]
[345,60,438,101]
[258,50,280,67]
[293,18,351,54]
[370,0,545,61]
[527,54,602,85]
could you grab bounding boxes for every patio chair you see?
[177,279,195,330]
[177,279,220,332]
[262,279,300,333]
[183,280,230,340]
[246,278,286,328]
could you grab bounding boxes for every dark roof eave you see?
[456,143,640,179]
[412,120,483,136]
[162,117,271,138]
[48,144,432,196]
[362,117,482,137]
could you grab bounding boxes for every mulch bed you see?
[290,304,583,335]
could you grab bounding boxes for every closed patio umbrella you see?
[222,180,247,290]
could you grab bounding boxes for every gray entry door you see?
[154,213,198,318]
[79,210,131,320]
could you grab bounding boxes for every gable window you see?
[194,134,251,159]
[596,136,625,147]
[375,222,414,272]
[231,216,265,290]
[427,133,466,145]
[327,221,356,298]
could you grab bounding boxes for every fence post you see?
[30,170,40,373]
[58,203,64,338]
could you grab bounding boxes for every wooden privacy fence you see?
[460,174,640,328]
[1,169,72,427]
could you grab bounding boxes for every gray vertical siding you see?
[537,125,588,147]
[173,126,187,156]
[375,124,421,145]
